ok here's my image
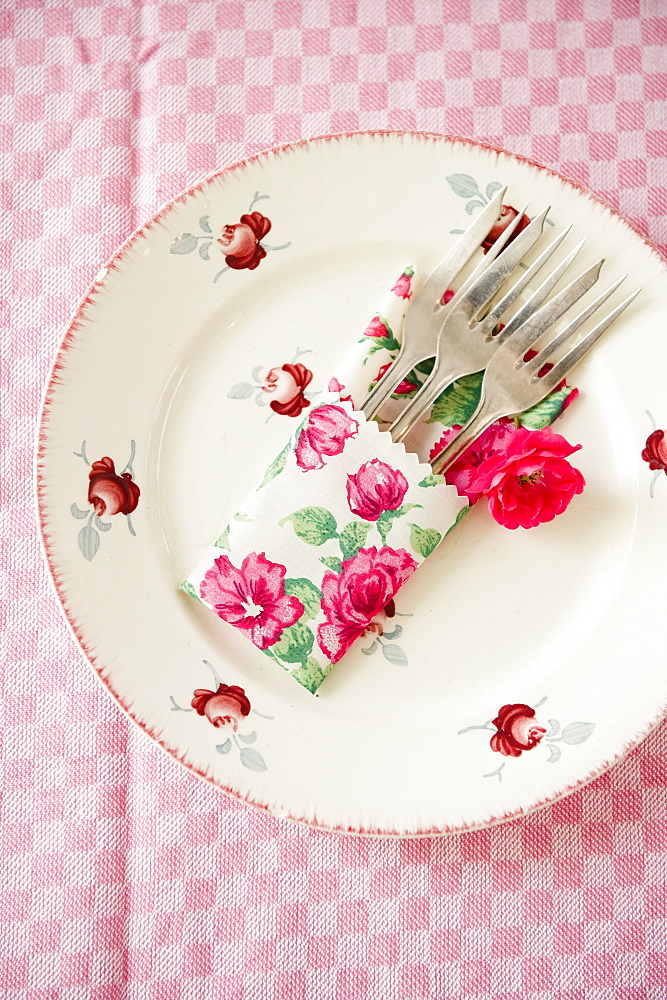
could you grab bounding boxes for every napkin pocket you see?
[184,394,467,694]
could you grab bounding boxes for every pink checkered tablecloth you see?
[3,1,667,997]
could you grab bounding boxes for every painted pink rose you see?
[261,362,313,417]
[391,267,414,300]
[191,683,251,731]
[295,404,359,472]
[199,551,303,649]
[363,315,390,339]
[490,704,547,757]
[347,459,409,521]
[464,427,585,529]
[217,211,272,270]
[642,429,667,472]
[87,457,140,516]
[482,205,531,253]
[373,361,418,396]
[317,547,418,661]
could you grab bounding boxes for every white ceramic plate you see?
[37,132,667,836]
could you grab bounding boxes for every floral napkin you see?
[183,266,585,693]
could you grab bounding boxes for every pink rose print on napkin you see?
[87,457,140,517]
[490,704,547,758]
[346,459,409,522]
[191,683,251,731]
[463,427,585,529]
[295,404,359,472]
[373,362,419,396]
[261,362,313,417]
[390,266,414,300]
[218,210,272,270]
[317,546,418,661]
[200,551,304,649]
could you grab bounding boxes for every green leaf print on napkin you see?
[283,578,322,621]
[376,504,421,546]
[427,371,484,427]
[279,507,338,545]
[408,523,442,559]
[291,657,328,696]
[418,473,446,488]
[269,620,315,664]
[320,556,343,574]
[339,520,373,561]
[517,387,576,430]
[259,438,292,489]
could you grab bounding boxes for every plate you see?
[37,132,667,836]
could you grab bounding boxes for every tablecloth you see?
[3,1,667,997]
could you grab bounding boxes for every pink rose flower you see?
[317,547,418,661]
[191,683,251,731]
[261,362,313,417]
[363,315,390,339]
[490,704,547,757]
[200,551,304,649]
[87,457,140,516]
[430,420,517,505]
[217,211,272,270]
[482,205,531,253]
[391,267,414,300]
[295,404,359,472]
[346,459,409,521]
[464,427,585,529]
[642,429,667,472]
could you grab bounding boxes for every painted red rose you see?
[261,362,313,417]
[346,459,409,521]
[373,362,418,396]
[490,704,547,757]
[87,457,140,516]
[199,551,303,649]
[191,683,251,731]
[295,404,359,472]
[217,211,272,270]
[317,546,418,661]
[482,204,531,253]
[642,429,667,472]
[464,427,585,529]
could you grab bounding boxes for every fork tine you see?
[413,186,508,311]
[534,287,641,388]
[455,206,549,317]
[524,275,627,376]
[489,231,580,341]
[494,259,605,361]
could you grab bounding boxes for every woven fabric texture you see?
[2,1,667,997]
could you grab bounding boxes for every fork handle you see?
[430,400,507,475]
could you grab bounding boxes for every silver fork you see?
[384,211,589,443]
[429,276,640,475]
[361,186,522,420]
